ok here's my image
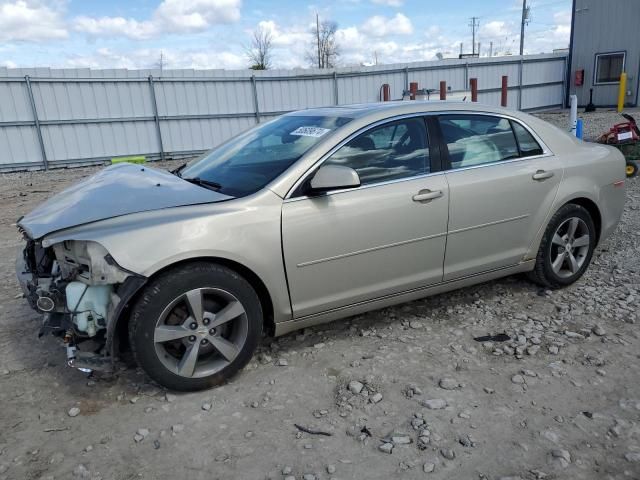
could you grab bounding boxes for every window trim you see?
[436,112,552,173]
[593,51,626,86]
[284,111,552,200]
[510,119,544,158]
[285,112,439,200]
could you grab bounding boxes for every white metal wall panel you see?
[0,82,32,122]
[469,63,521,89]
[155,80,254,116]
[31,81,153,121]
[520,84,564,110]
[0,53,568,170]
[410,65,466,92]
[160,117,255,153]
[337,71,406,103]
[522,59,565,86]
[257,78,334,112]
[41,121,158,162]
[0,126,42,165]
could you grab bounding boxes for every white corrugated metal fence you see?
[0,53,567,171]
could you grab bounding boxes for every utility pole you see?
[316,13,321,68]
[519,0,530,55]
[469,17,479,55]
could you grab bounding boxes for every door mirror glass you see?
[309,165,361,193]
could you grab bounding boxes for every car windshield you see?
[180,115,353,197]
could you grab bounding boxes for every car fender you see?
[41,190,293,326]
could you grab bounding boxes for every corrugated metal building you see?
[567,0,640,107]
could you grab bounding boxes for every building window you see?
[594,52,625,84]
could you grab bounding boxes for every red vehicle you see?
[597,113,640,177]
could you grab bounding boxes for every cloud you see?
[361,13,413,37]
[480,20,511,38]
[155,0,241,33]
[0,59,19,68]
[73,0,241,40]
[0,0,68,42]
[73,16,156,40]
[64,46,247,70]
[371,0,403,6]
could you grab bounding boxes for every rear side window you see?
[439,115,519,169]
[324,117,429,185]
[511,121,544,157]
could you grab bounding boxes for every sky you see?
[0,0,572,71]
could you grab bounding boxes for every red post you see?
[409,82,418,100]
[439,81,446,100]
[470,78,478,102]
[382,84,390,101]
[501,76,508,107]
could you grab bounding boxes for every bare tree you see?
[306,16,339,69]
[246,26,273,70]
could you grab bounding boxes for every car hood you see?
[17,163,232,239]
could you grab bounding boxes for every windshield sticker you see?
[290,126,331,138]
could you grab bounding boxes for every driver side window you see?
[324,117,430,185]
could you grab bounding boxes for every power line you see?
[469,17,480,55]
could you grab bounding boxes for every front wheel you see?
[528,203,596,289]
[129,262,262,391]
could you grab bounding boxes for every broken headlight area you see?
[17,238,134,372]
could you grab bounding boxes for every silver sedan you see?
[16,101,626,390]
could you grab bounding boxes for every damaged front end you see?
[16,234,144,373]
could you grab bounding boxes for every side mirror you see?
[308,165,361,194]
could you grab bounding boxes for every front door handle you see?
[412,189,443,203]
[532,170,554,181]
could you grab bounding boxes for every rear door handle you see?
[412,189,443,203]
[532,170,554,181]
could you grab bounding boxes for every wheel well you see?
[567,197,602,244]
[113,257,276,356]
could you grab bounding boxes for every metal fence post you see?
[333,71,339,105]
[148,76,165,161]
[561,55,568,109]
[464,62,469,92]
[251,75,261,123]
[518,58,524,110]
[24,75,48,170]
[404,66,409,91]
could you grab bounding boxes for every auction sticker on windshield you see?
[290,126,331,137]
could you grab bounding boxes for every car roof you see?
[286,100,518,120]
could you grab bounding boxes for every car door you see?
[281,116,449,319]
[438,113,563,281]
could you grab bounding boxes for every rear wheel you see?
[129,262,262,391]
[528,203,596,289]
[626,161,638,178]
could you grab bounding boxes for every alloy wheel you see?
[549,217,591,278]
[153,288,248,378]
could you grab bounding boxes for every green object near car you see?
[111,155,146,165]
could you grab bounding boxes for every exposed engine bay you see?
[17,236,140,372]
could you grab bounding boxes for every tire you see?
[527,203,596,289]
[626,161,638,178]
[129,262,262,391]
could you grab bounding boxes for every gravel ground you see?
[536,107,640,142]
[0,115,639,480]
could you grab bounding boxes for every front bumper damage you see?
[16,236,145,373]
